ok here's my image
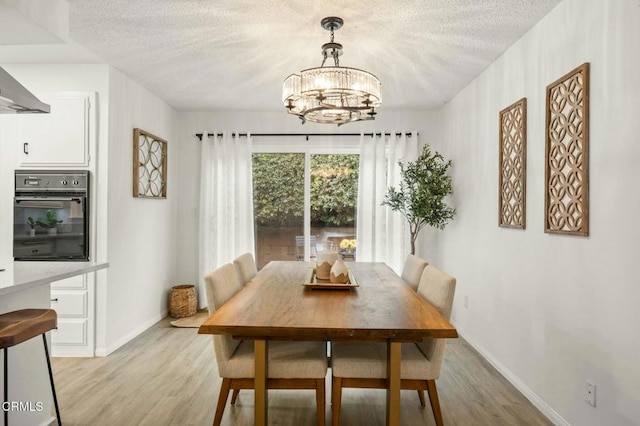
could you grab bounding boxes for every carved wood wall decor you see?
[499,98,527,229]
[133,128,168,198]
[545,63,589,236]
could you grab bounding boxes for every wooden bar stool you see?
[0,309,61,426]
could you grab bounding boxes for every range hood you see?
[0,66,50,113]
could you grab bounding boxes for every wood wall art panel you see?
[499,98,527,229]
[545,63,589,236]
[133,128,168,198]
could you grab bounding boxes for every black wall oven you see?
[14,170,90,261]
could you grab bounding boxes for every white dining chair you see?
[233,252,258,284]
[331,264,456,426]
[204,263,328,426]
[401,254,429,291]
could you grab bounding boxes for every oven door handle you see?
[15,197,83,203]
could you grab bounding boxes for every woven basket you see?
[169,285,197,318]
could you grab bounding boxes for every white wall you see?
[175,109,441,290]
[103,67,180,353]
[437,0,640,424]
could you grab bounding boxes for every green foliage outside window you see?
[252,153,359,227]
[252,153,304,227]
[310,154,358,227]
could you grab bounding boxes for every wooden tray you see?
[302,267,359,290]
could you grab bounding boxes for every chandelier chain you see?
[330,27,339,67]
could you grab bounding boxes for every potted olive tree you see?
[383,144,456,255]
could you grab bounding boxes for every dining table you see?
[198,260,458,426]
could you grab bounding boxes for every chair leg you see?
[315,378,325,426]
[417,389,426,407]
[213,378,231,426]
[230,389,240,405]
[4,347,8,426]
[331,376,342,426]
[42,334,62,426]
[426,379,444,426]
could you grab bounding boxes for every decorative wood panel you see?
[499,98,527,229]
[545,63,589,236]
[133,128,168,198]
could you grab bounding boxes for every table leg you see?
[386,341,401,426]
[255,340,268,426]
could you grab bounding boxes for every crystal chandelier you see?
[283,17,381,125]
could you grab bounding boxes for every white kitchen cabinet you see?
[50,273,95,356]
[19,91,95,167]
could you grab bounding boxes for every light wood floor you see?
[52,317,552,425]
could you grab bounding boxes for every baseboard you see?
[459,332,569,426]
[52,345,94,357]
[95,310,167,357]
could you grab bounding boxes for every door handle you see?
[16,197,79,202]
[50,298,59,302]
[23,142,29,155]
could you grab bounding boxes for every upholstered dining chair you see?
[330,264,456,426]
[233,252,258,284]
[204,264,328,426]
[401,254,429,291]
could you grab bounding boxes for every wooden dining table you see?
[198,261,458,426]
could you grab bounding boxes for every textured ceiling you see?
[63,0,561,112]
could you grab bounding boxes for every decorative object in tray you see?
[315,240,338,280]
[302,267,359,290]
[330,260,349,283]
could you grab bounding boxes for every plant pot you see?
[47,228,57,236]
[316,251,338,280]
[330,260,349,284]
[29,229,35,237]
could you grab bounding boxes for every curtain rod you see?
[195,132,416,141]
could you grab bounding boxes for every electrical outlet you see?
[585,380,596,407]
[464,295,469,309]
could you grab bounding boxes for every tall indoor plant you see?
[383,144,456,255]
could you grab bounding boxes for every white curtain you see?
[356,131,418,274]
[199,131,255,304]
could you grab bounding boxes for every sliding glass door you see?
[252,153,304,269]
[252,151,358,269]
[310,154,358,262]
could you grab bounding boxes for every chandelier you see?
[282,17,381,125]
